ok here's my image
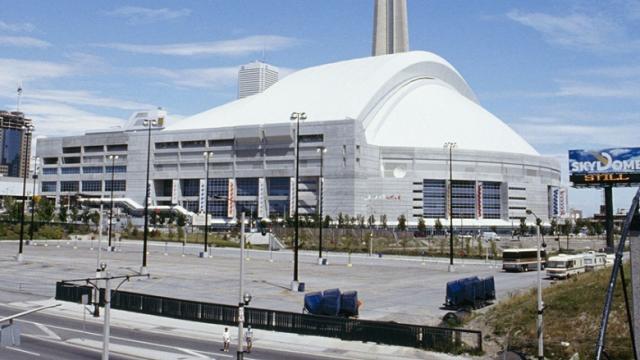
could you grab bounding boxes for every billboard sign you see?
[569,148,640,187]
[548,186,568,218]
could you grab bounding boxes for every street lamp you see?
[444,141,456,272]
[290,111,306,289]
[17,124,34,262]
[237,212,251,359]
[316,146,327,265]
[29,157,39,244]
[526,208,547,360]
[202,151,213,257]
[141,118,157,274]
[107,155,119,250]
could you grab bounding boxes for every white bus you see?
[546,254,586,279]
[583,251,607,272]
[502,248,547,272]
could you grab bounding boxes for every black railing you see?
[55,282,482,354]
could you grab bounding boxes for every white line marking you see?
[177,347,209,358]
[34,321,62,340]
[6,346,41,356]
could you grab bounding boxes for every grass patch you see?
[479,264,634,359]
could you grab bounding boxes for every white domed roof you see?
[167,51,538,156]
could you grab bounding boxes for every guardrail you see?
[55,282,482,354]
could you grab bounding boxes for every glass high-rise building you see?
[0,111,33,178]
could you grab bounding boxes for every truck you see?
[546,254,586,279]
[502,248,547,272]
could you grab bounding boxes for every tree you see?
[397,214,407,231]
[58,206,68,223]
[519,218,528,236]
[367,214,376,228]
[417,217,426,234]
[380,214,388,229]
[357,215,365,228]
[323,215,332,228]
[3,198,21,222]
[337,212,345,228]
[490,240,497,258]
[561,219,571,235]
[89,211,100,227]
[81,209,90,225]
[434,218,443,234]
[550,218,558,235]
[71,206,79,222]
[36,198,55,223]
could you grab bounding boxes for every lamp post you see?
[202,151,213,257]
[290,112,306,288]
[316,146,327,265]
[526,208,546,360]
[237,211,252,359]
[17,124,34,262]
[29,157,39,243]
[141,118,157,274]
[444,142,456,272]
[107,155,119,250]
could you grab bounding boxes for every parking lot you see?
[0,238,548,326]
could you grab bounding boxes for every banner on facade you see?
[171,179,179,205]
[198,179,206,213]
[476,182,483,219]
[258,177,268,218]
[549,186,568,218]
[289,177,296,217]
[227,179,236,218]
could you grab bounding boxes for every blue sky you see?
[0,0,638,215]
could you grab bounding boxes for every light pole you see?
[29,157,39,243]
[237,211,252,360]
[290,111,306,289]
[526,208,546,360]
[316,146,327,265]
[107,155,119,250]
[444,142,456,272]
[17,124,34,262]
[202,151,213,257]
[141,118,157,274]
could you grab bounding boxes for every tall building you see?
[0,110,32,178]
[237,61,279,99]
[372,0,409,56]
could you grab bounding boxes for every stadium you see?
[35,50,562,229]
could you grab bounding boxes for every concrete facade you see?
[35,118,561,227]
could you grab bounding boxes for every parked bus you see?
[546,254,586,279]
[583,251,607,272]
[502,248,547,272]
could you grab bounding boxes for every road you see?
[0,304,339,360]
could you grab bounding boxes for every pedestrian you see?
[222,327,230,352]
[245,325,253,353]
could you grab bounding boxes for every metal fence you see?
[55,282,482,354]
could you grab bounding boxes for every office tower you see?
[238,61,279,99]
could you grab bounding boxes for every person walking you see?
[245,325,254,353]
[222,327,231,352]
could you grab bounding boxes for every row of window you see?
[42,166,127,175]
[41,180,126,193]
[180,177,292,197]
[155,135,324,150]
[181,199,294,218]
[422,180,502,219]
[61,144,127,154]
[43,156,128,165]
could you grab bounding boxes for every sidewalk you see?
[9,298,469,360]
